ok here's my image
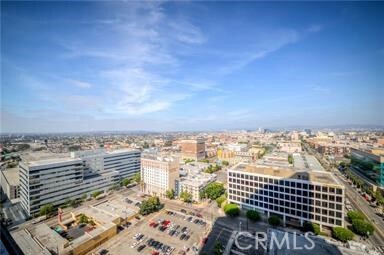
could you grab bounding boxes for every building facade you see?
[178,173,216,202]
[0,166,20,200]
[180,139,205,161]
[19,149,141,216]
[350,148,384,189]
[228,163,345,229]
[141,155,179,197]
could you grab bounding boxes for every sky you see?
[1,1,383,133]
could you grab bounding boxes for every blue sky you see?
[1,1,383,133]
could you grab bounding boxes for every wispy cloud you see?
[69,80,92,89]
[217,28,300,74]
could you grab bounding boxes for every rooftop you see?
[1,167,19,186]
[231,163,342,186]
[24,157,82,168]
[293,153,325,172]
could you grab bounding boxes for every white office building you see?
[228,162,345,229]
[19,149,140,216]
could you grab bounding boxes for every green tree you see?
[246,210,261,221]
[180,191,193,203]
[303,222,320,235]
[40,204,54,216]
[214,241,224,255]
[288,155,294,164]
[121,178,132,186]
[70,199,79,208]
[201,182,225,200]
[166,189,175,199]
[224,204,240,217]
[332,227,354,242]
[347,210,365,222]
[81,194,87,201]
[352,219,374,236]
[133,172,141,183]
[222,160,229,166]
[92,190,102,198]
[375,190,384,206]
[143,142,149,148]
[139,196,161,215]
[216,195,226,207]
[268,216,281,226]
[63,199,71,208]
[78,213,89,224]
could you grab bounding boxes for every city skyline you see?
[1,1,383,133]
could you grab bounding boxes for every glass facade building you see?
[350,148,384,188]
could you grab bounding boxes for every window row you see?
[228,175,342,194]
[228,188,343,203]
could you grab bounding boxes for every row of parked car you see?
[146,238,175,254]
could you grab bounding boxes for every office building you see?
[141,155,179,197]
[180,139,205,161]
[228,161,345,229]
[19,149,141,216]
[350,148,384,190]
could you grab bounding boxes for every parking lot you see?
[101,209,210,255]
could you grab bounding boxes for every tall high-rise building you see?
[141,155,179,197]
[19,149,141,216]
[180,139,205,161]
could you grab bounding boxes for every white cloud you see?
[217,28,300,74]
[69,80,92,89]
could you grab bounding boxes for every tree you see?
[40,204,54,216]
[133,172,141,183]
[222,160,229,166]
[78,213,89,224]
[288,155,294,164]
[268,215,281,226]
[216,195,226,207]
[332,227,354,242]
[303,222,320,235]
[143,142,150,149]
[224,204,240,217]
[347,210,365,222]
[64,199,71,208]
[121,178,132,187]
[81,194,87,201]
[70,199,79,208]
[92,190,102,198]
[139,196,161,215]
[166,189,175,199]
[180,191,193,203]
[352,219,374,236]
[246,210,261,221]
[201,182,225,200]
[214,241,224,255]
[375,190,384,206]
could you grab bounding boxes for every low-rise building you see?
[177,172,216,202]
